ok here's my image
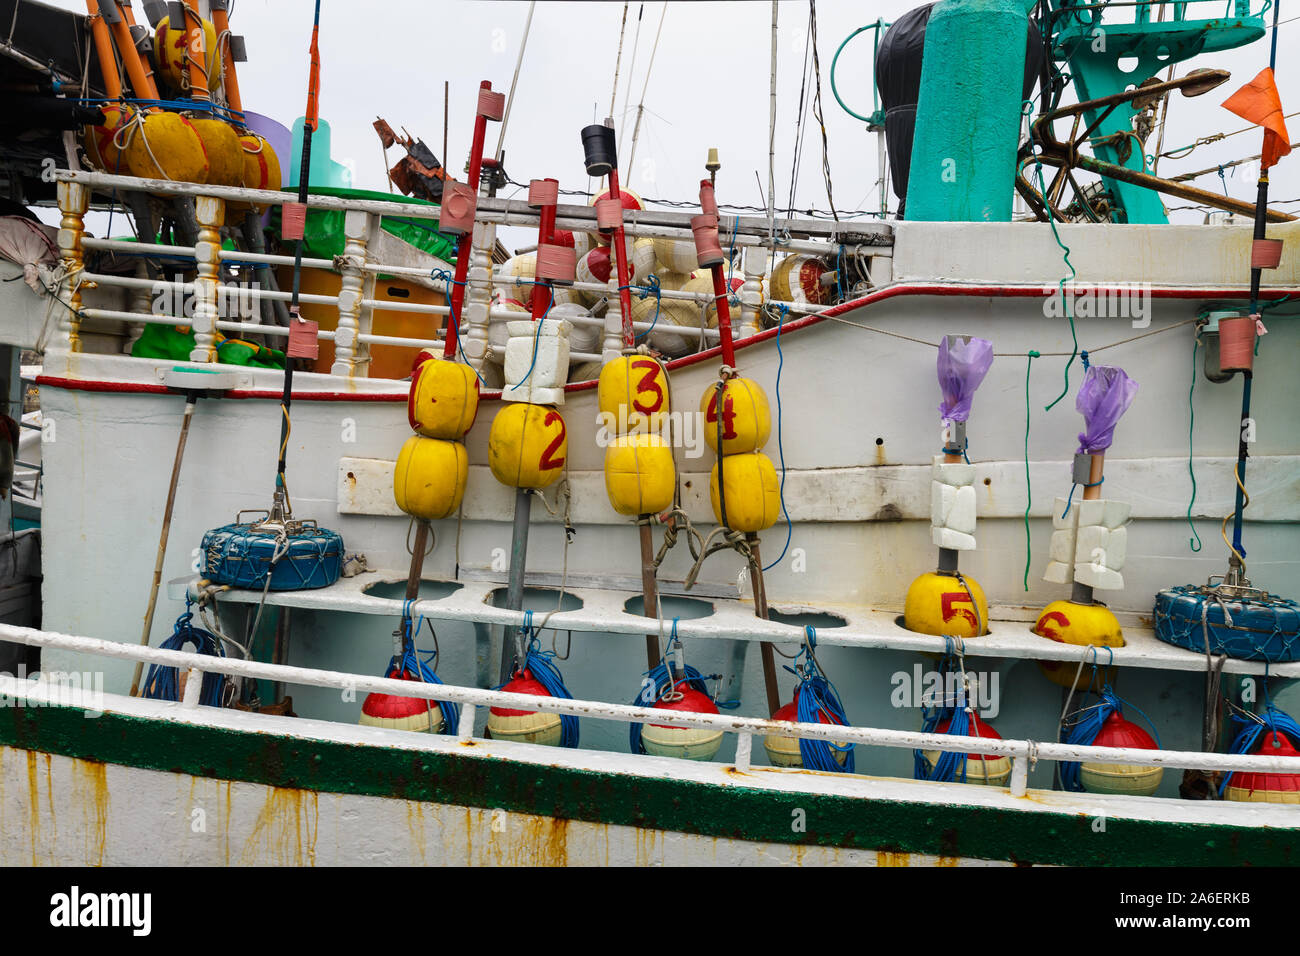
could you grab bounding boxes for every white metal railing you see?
[52,169,888,378]
[3,621,1296,801]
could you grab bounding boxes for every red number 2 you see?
[539,411,567,471]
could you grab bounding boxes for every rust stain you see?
[876,850,911,867]
[224,781,233,867]
[43,752,57,846]
[240,785,317,866]
[406,801,427,865]
[76,760,109,866]
[25,750,38,866]
[463,807,475,865]
[520,815,568,867]
[936,855,958,867]
[875,442,887,465]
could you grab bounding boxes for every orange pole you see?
[183,0,211,101]
[100,1,160,102]
[210,2,242,114]
[1083,452,1105,501]
[113,1,161,99]
[84,1,123,100]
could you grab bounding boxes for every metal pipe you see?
[746,534,782,717]
[444,81,495,358]
[499,488,534,683]
[606,167,636,347]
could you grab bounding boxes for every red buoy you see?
[763,690,848,768]
[1225,730,1300,804]
[358,670,441,733]
[641,684,722,761]
[924,712,1011,786]
[487,669,563,747]
[1080,710,1163,796]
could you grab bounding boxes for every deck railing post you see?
[458,703,476,742]
[181,667,203,708]
[739,244,765,339]
[188,195,225,363]
[55,180,90,353]
[1010,753,1029,797]
[601,258,625,364]
[332,210,374,377]
[459,204,497,371]
[735,732,753,772]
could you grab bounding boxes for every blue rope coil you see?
[141,603,228,706]
[497,612,580,748]
[785,627,855,773]
[628,620,732,754]
[382,602,460,733]
[914,636,980,783]
[1058,686,1161,792]
[1219,702,1300,797]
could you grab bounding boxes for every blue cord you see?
[381,607,460,733]
[77,96,247,125]
[497,614,580,748]
[762,303,792,572]
[913,636,990,783]
[141,603,228,706]
[429,268,485,386]
[1219,702,1300,797]
[1059,686,1161,792]
[507,285,554,391]
[628,621,732,753]
[1060,476,1104,520]
[623,275,661,340]
[784,627,855,773]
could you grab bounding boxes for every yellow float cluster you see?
[598,356,675,517]
[700,377,779,533]
[393,352,479,520]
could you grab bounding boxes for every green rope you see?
[1031,158,1079,412]
[1186,332,1203,552]
[1023,350,1040,591]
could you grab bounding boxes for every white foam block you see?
[504,334,570,390]
[1074,525,1110,566]
[500,383,565,406]
[1075,563,1124,590]
[1051,497,1074,530]
[930,481,954,529]
[945,485,976,534]
[932,527,976,551]
[506,318,572,340]
[932,458,975,487]
[1102,500,1131,530]
[1049,529,1076,565]
[1043,561,1071,585]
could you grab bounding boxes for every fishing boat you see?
[0,0,1297,868]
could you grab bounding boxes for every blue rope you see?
[429,269,485,386]
[1219,701,1300,797]
[141,603,228,706]
[77,96,247,125]
[623,274,661,340]
[763,303,792,571]
[497,612,580,748]
[914,636,984,783]
[784,627,855,773]
[1059,686,1161,792]
[507,285,555,391]
[382,604,460,733]
[628,621,734,754]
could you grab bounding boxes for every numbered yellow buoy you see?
[393,435,469,521]
[488,403,568,490]
[153,15,222,94]
[1033,599,1124,687]
[701,378,771,455]
[604,434,675,516]
[191,118,243,186]
[709,451,780,533]
[903,571,989,638]
[123,111,210,183]
[81,103,136,172]
[408,357,480,440]
[598,354,670,434]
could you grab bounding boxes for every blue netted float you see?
[201,518,345,591]
[1153,585,1300,663]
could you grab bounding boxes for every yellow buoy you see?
[604,434,675,516]
[81,103,136,172]
[393,435,469,521]
[709,452,780,532]
[903,571,990,638]
[1033,599,1124,688]
[123,111,210,183]
[408,358,479,440]
[224,134,283,222]
[597,354,670,435]
[488,403,568,489]
[154,15,221,94]
[191,118,242,186]
[701,378,771,455]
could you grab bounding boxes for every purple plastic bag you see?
[1076,365,1138,454]
[937,336,994,423]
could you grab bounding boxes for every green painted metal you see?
[1049,0,1266,224]
[1,703,1296,866]
[830,19,889,128]
[904,0,1036,222]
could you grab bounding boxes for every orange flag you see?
[1222,68,1292,170]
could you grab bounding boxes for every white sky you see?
[39,0,1300,242]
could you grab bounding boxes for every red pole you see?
[699,180,736,367]
[605,169,636,348]
[530,181,558,321]
[443,80,494,359]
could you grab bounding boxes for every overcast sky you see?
[42,0,1300,241]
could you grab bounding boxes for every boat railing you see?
[3,620,1296,800]
[48,169,893,378]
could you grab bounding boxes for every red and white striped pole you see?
[697,179,736,368]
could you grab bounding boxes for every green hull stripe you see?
[1,705,1293,866]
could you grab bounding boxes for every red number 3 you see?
[539,411,567,471]
[631,359,664,416]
